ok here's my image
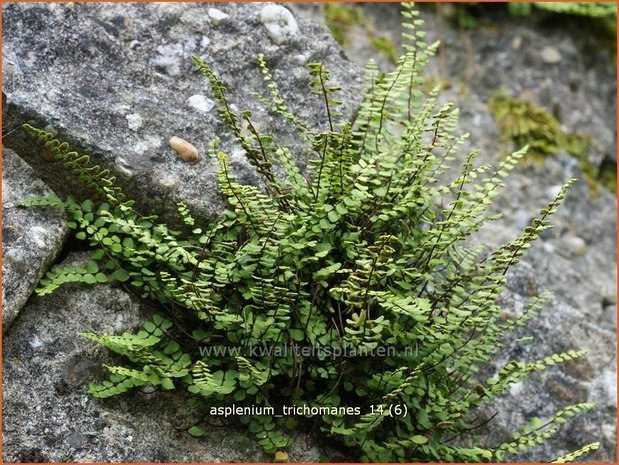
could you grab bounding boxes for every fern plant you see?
[19,4,599,462]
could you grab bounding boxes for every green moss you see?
[489,91,616,193]
[369,36,399,64]
[506,2,616,20]
[598,157,617,192]
[507,3,533,16]
[489,92,563,160]
[531,2,616,20]
[510,2,617,38]
[455,4,480,29]
[324,3,364,46]
[324,5,400,65]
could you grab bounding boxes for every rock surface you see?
[2,252,322,462]
[478,261,616,461]
[481,163,617,462]
[2,147,68,333]
[2,2,362,224]
[260,4,300,45]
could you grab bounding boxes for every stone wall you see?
[2,2,615,462]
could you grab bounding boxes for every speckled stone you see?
[2,147,68,332]
[2,2,362,226]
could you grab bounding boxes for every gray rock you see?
[478,263,616,462]
[499,156,616,329]
[560,234,587,257]
[2,2,362,225]
[511,35,523,51]
[125,113,143,132]
[2,252,324,462]
[540,45,562,64]
[466,151,616,461]
[260,4,300,45]
[2,147,68,333]
[511,208,532,229]
[207,8,230,26]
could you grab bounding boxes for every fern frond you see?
[23,124,125,205]
[551,442,601,463]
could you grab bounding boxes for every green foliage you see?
[454,6,480,30]
[22,4,596,462]
[369,36,399,65]
[324,3,364,46]
[323,3,400,66]
[447,2,615,34]
[187,425,206,438]
[552,441,601,463]
[509,2,616,20]
[488,91,616,193]
[508,2,617,40]
[495,403,595,460]
[489,91,572,159]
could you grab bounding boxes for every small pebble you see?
[169,136,199,163]
[126,113,143,131]
[511,35,522,51]
[116,166,132,178]
[113,314,125,333]
[274,450,289,462]
[540,46,562,64]
[30,226,48,249]
[562,235,587,257]
[115,157,133,177]
[30,335,43,349]
[509,381,524,396]
[602,423,616,443]
[293,54,307,65]
[187,94,215,113]
[499,310,516,322]
[208,8,229,26]
[260,5,299,45]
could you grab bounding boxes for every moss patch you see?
[489,91,616,193]
[324,3,364,46]
[323,4,400,66]
[369,36,399,64]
